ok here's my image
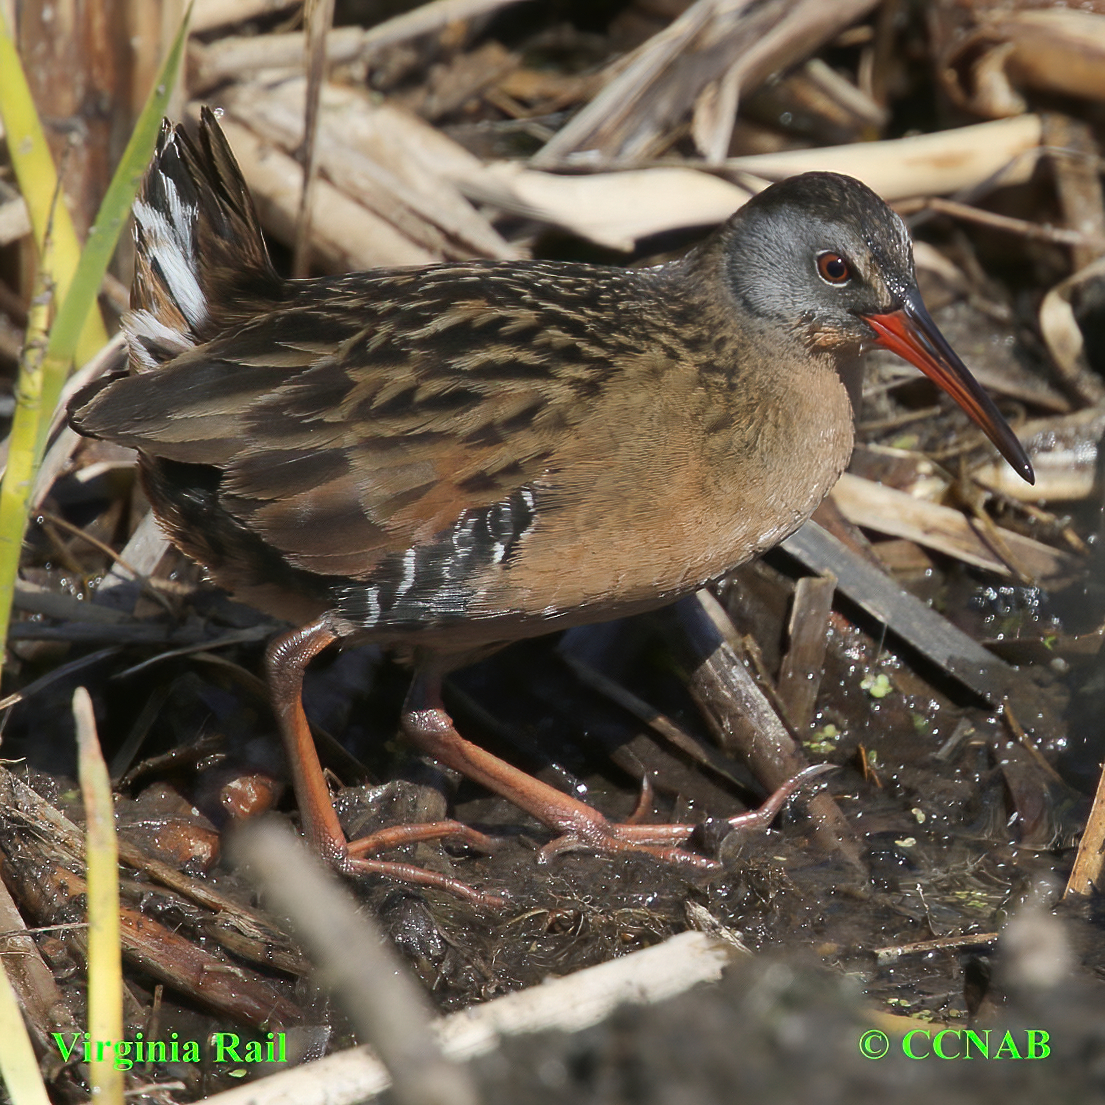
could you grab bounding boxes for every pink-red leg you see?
[264,617,503,908]
[401,666,832,871]
[264,622,830,902]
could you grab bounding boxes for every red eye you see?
[817,252,851,284]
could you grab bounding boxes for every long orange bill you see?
[863,290,1034,485]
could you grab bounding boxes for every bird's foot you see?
[535,763,835,868]
[332,820,506,909]
[267,619,506,908]
[402,670,833,874]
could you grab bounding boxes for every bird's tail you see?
[125,107,280,371]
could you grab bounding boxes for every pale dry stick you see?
[355,0,529,58]
[1044,115,1105,272]
[453,116,1043,252]
[725,114,1042,200]
[224,80,514,260]
[776,572,836,732]
[190,25,364,90]
[1036,118,1105,408]
[198,930,741,1105]
[0,877,83,1057]
[941,7,1105,115]
[1064,763,1105,898]
[190,0,531,90]
[874,931,999,964]
[857,404,942,433]
[668,590,859,866]
[0,194,31,246]
[974,407,1105,503]
[707,54,883,166]
[829,473,1076,584]
[92,510,172,613]
[292,0,336,279]
[781,521,1018,705]
[456,161,752,251]
[900,195,1105,252]
[1038,255,1105,408]
[215,117,438,269]
[534,0,878,165]
[690,0,884,163]
[803,56,887,128]
[692,60,742,164]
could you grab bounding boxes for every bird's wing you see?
[71,262,647,579]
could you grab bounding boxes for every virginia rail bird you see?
[70,110,1033,903]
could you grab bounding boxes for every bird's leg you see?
[265,617,342,861]
[402,665,830,870]
[264,617,503,907]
